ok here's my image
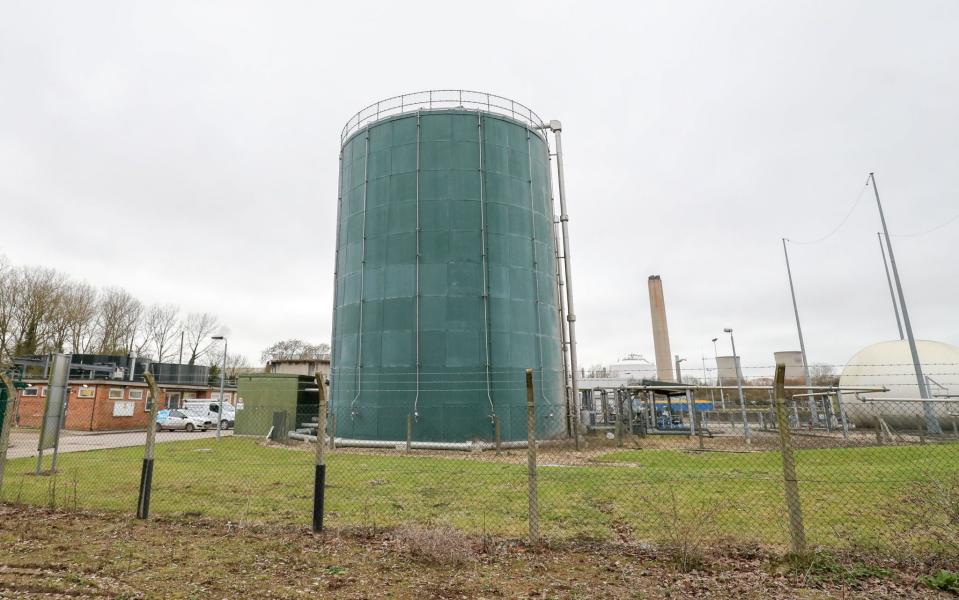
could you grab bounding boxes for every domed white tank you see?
[839,340,959,431]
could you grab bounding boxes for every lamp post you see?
[211,335,227,440]
[724,328,750,441]
[674,355,686,384]
[711,338,726,410]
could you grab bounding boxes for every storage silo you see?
[839,340,959,431]
[331,91,567,443]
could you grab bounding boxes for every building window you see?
[128,389,144,401]
[108,388,124,400]
[77,387,95,399]
[184,392,197,400]
[40,387,47,397]
[21,387,39,397]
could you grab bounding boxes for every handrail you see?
[341,89,546,144]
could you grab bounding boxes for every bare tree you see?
[809,363,839,387]
[63,282,99,354]
[141,304,180,362]
[210,351,252,379]
[12,266,68,356]
[183,312,220,365]
[96,287,143,354]
[260,339,330,364]
[0,256,15,361]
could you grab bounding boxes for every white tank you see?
[839,340,959,430]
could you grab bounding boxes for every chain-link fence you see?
[1,363,957,562]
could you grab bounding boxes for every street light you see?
[674,355,686,384]
[711,338,726,409]
[211,335,227,440]
[723,328,751,441]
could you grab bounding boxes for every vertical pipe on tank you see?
[477,114,495,418]
[412,112,422,419]
[349,135,371,418]
[330,150,344,413]
[546,145,572,437]
[526,128,548,407]
[549,122,579,428]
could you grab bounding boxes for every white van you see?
[183,400,235,429]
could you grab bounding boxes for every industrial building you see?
[330,91,570,443]
[10,354,235,431]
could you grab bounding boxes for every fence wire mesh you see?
[0,364,957,561]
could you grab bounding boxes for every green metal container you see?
[235,374,318,437]
[331,92,566,443]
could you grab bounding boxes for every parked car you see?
[183,400,235,430]
[156,409,214,432]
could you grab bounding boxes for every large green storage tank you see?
[331,91,566,443]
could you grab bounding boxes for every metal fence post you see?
[525,368,539,545]
[773,364,806,555]
[406,414,413,453]
[137,372,161,519]
[313,375,328,533]
[0,372,18,497]
[615,390,624,447]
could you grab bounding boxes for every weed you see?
[919,570,959,594]
[394,523,478,566]
[884,472,959,565]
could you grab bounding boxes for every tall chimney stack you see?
[648,275,674,381]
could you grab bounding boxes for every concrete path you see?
[4,428,233,460]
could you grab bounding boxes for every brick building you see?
[14,379,237,431]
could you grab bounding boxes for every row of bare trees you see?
[0,256,226,366]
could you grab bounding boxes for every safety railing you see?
[341,89,547,144]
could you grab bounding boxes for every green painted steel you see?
[331,109,565,442]
[235,374,318,437]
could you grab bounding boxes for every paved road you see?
[5,429,233,459]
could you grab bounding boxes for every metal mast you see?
[877,232,904,340]
[782,239,818,424]
[546,120,580,434]
[869,172,939,434]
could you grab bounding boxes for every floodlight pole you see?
[213,336,227,439]
[877,232,904,341]
[869,173,940,434]
[725,329,750,441]
[782,239,818,424]
[711,338,726,410]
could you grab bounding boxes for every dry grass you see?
[392,523,480,566]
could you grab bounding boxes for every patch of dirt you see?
[0,504,944,599]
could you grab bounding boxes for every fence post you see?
[0,372,18,497]
[525,368,539,546]
[329,408,336,450]
[406,414,413,453]
[137,372,161,520]
[615,391,624,447]
[773,364,806,555]
[313,374,328,533]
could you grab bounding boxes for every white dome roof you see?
[839,339,959,397]
[839,340,959,429]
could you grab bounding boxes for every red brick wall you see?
[14,382,222,431]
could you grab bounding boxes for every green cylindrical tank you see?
[331,92,566,443]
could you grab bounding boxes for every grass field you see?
[2,436,957,554]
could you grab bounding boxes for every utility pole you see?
[877,232,904,340]
[702,355,714,405]
[782,239,818,424]
[724,328,750,442]
[711,338,726,410]
[869,172,940,434]
[211,335,228,439]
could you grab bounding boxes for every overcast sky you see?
[1,1,956,377]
